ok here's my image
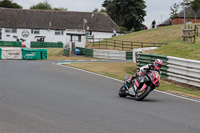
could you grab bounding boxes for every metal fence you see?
[136,52,200,88]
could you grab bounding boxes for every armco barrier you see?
[0,41,22,47]
[64,47,70,56]
[137,53,200,87]
[126,51,133,60]
[31,41,63,48]
[76,47,132,60]
[93,49,126,60]
[76,47,93,57]
[167,56,200,87]
[137,53,168,78]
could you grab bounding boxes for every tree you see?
[30,0,52,10]
[53,7,67,11]
[93,8,98,12]
[191,0,200,23]
[170,3,179,18]
[0,0,22,9]
[102,0,146,31]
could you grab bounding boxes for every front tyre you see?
[135,86,151,101]
[118,85,128,97]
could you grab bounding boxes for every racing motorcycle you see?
[118,70,161,101]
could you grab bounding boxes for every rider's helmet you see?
[154,59,163,70]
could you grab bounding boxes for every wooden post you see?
[141,43,143,48]
[99,38,100,47]
[131,42,133,50]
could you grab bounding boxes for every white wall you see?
[1,28,87,48]
[1,28,119,48]
[92,31,120,39]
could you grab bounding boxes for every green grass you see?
[88,23,200,60]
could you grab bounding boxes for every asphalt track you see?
[0,60,199,133]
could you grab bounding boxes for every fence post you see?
[99,38,100,47]
[141,43,143,48]
[131,42,133,50]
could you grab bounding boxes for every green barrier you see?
[31,42,63,48]
[64,47,70,56]
[126,51,133,60]
[0,41,22,47]
[22,48,47,60]
[76,47,93,57]
[137,53,168,78]
[37,49,47,60]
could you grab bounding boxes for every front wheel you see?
[118,85,128,97]
[135,86,151,101]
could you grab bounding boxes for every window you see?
[55,30,64,35]
[35,36,45,42]
[78,35,81,42]
[31,29,40,34]
[5,28,17,33]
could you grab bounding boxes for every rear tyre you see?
[118,85,128,97]
[135,86,151,101]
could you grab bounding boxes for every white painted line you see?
[56,63,123,82]
[155,90,200,103]
[55,63,200,103]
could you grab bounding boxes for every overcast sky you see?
[13,0,184,28]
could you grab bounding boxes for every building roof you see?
[158,18,171,26]
[159,6,200,26]
[0,8,120,33]
[175,6,200,18]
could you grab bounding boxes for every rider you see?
[128,59,163,84]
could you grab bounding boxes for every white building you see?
[0,8,120,49]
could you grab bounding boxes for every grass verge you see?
[35,48,102,61]
[65,62,200,99]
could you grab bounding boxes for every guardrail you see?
[76,47,132,60]
[136,53,168,78]
[167,56,200,87]
[136,52,200,88]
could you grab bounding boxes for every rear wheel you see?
[135,86,151,101]
[118,85,128,97]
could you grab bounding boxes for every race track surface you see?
[0,60,199,133]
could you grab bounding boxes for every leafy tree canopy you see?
[102,0,146,31]
[170,3,179,18]
[30,0,52,10]
[0,0,22,9]
[30,0,67,11]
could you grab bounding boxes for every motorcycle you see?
[118,70,161,101]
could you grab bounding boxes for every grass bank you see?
[36,48,99,61]
[87,23,200,60]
